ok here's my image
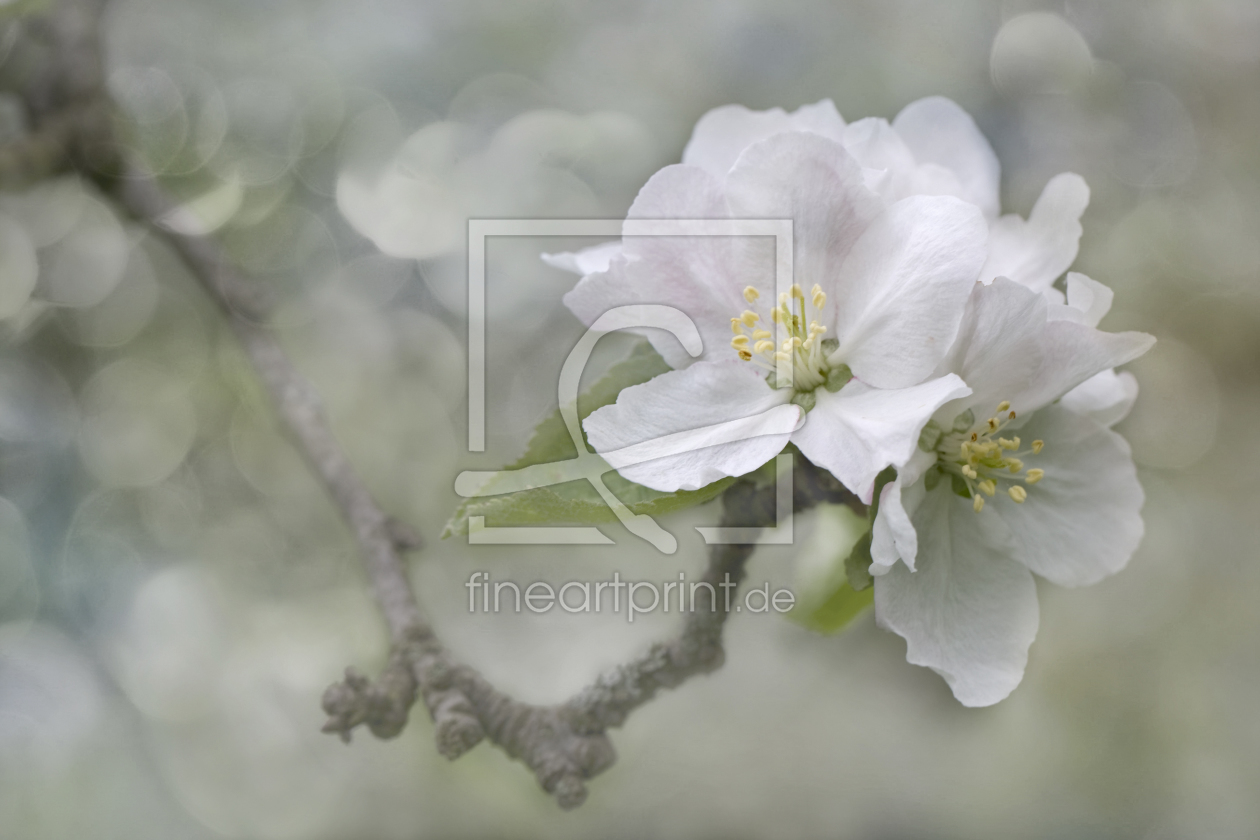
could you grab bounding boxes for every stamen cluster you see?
[729,284,848,406]
[919,401,1045,513]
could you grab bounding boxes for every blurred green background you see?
[1,0,1258,837]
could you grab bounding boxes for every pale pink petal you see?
[830,195,988,389]
[792,375,971,503]
[981,173,1090,291]
[892,96,1001,219]
[583,361,798,492]
[682,100,846,179]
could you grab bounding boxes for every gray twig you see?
[4,0,862,809]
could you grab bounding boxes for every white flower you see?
[551,125,988,501]
[552,97,1091,305]
[867,276,1154,706]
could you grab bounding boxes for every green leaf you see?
[790,504,875,634]
[443,342,735,537]
[802,580,875,634]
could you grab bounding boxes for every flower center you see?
[730,284,850,409]
[918,401,1045,513]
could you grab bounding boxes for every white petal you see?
[870,466,928,573]
[841,117,920,200]
[994,405,1145,587]
[1059,369,1139,428]
[892,96,1001,219]
[682,100,846,179]
[875,487,1040,707]
[725,132,881,303]
[562,165,751,369]
[542,240,625,276]
[1060,271,1114,327]
[934,278,1046,415]
[830,195,988,389]
[1020,321,1154,413]
[792,375,971,503]
[583,361,798,492]
[980,173,1090,291]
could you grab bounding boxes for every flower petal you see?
[875,486,1040,707]
[992,404,1145,588]
[934,278,1046,416]
[682,100,846,179]
[1020,321,1154,413]
[830,195,988,389]
[542,240,625,276]
[792,374,971,503]
[980,173,1090,292]
[725,131,882,304]
[870,464,928,573]
[1059,369,1139,428]
[583,361,798,492]
[1058,271,1114,327]
[892,96,1001,219]
[562,164,756,369]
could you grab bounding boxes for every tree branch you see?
[10,0,865,809]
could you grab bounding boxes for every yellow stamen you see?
[731,318,744,334]
[790,283,804,299]
[1009,486,1027,503]
[961,465,977,479]
[1025,469,1044,484]
[743,286,760,304]
[996,401,1010,413]
[754,340,775,354]
[1031,440,1044,454]
[741,310,759,327]
[1007,458,1023,473]
[973,495,985,513]
[730,335,749,349]
[752,329,771,340]
[979,479,997,497]
[987,417,999,431]
[812,290,827,309]
[738,350,752,361]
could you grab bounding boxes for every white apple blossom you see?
[549,96,1092,302]
[552,125,988,502]
[868,276,1154,706]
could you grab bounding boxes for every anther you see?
[997,401,1011,412]
[730,318,744,334]
[1008,486,1028,503]
[979,479,997,497]
[741,310,759,327]
[753,329,771,340]
[1031,440,1044,454]
[743,286,760,304]
[1025,469,1044,484]
[973,495,985,513]
[731,335,749,349]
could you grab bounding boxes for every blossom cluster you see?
[545,97,1153,706]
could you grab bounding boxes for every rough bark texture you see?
[2,0,864,809]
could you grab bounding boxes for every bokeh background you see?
[1,0,1258,837]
